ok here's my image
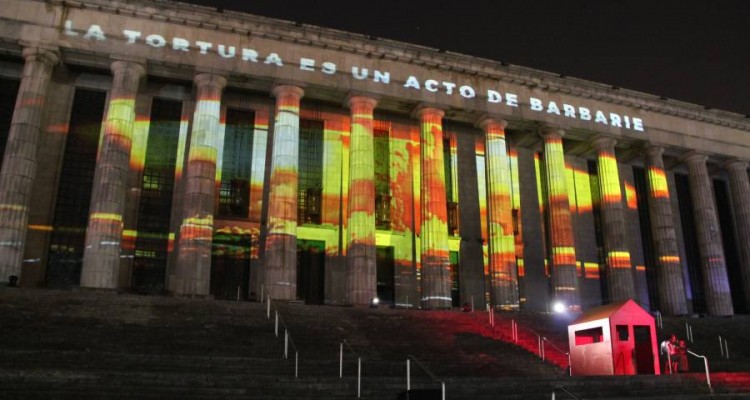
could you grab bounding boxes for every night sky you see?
[181,0,750,116]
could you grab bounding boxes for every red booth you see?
[567,300,659,376]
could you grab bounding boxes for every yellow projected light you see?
[648,166,670,199]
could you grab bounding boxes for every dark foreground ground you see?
[1,288,749,399]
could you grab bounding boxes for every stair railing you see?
[512,319,571,374]
[265,297,299,378]
[718,335,730,359]
[543,336,572,376]
[406,355,445,400]
[339,339,362,398]
[551,385,583,400]
[687,350,712,393]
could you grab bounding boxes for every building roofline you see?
[44,0,750,130]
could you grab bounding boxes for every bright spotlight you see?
[553,302,566,314]
[370,297,380,308]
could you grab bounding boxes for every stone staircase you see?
[0,288,748,399]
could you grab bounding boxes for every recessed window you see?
[575,327,604,346]
[616,325,629,341]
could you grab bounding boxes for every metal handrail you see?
[339,339,362,398]
[511,319,570,373]
[406,355,445,400]
[542,336,572,376]
[718,335,730,359]
[266,297,299,378]
[687,350,712,393]
[551,385,583,400]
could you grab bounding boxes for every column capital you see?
[412,105,444,120]
[345,94,378,110]
[476,116,508,131]
[681,151,708,166]
[590,135,617,152]
[194,73,227,90]
[539,127,565,141]
[723,159,749,172]
[21,46,59,66]
[110,60,146,79]
[271,84,304,99]
[642,143,665,158]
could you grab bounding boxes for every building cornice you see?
[43,0,750,131]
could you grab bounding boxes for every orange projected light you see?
[347,98,376,247]
[179,215,214,241]
[28,224,53,231]
[387,125,415,233]
[323,116,349,228]
[174,117,190,180]
[534,153,545,214]
[410,127,422,237]
[598,152,622,205]
[482,119,518,307]
[89,212,123,223]
[122,229,137,250]
[608,251,632,269]
[47,123,69,135]
[552,246,576,265]
[659,255,680,264]
[584,262,600,279]
[625,182,637,210]
[267,97,301,237]
[648,166,670,199]
[129,114,151,171]
[543,132,579,308]
[249,111,270,223]
[509,148,524,257]
[418,108,451,306]
[573,167,593,214]
[476,140,488,252]
[20,96,43,108]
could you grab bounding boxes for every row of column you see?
[0,47,462,308]
[0,46,748,316]
[540,127,741,316]
[261,95,462,309]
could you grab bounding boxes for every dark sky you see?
[182,0,750,116]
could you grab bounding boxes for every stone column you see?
[591,137,636,303]
[346,95,378,305]
[683,152,733,316]
[416,106,451,309]
[724,160,750,311]
[171,73,226,296]
[0,46,59,284]
[264,85,304,300]
[541,129,580,310]
[479,117,518,309]
[80,60,145,289]
[644,145,688,315]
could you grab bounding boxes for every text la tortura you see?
[64,20,645,132]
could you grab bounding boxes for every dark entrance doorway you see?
[634,325,655,374]
[376,246,395,304]
[297,240,325,304]
[449,251,460,307]
[211,230,251,300]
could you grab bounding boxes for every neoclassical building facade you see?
[0,0,749,315]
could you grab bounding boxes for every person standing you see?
[660,334,678,374]
[676,339,689,372]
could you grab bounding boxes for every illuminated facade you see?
[1,0,749,316]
